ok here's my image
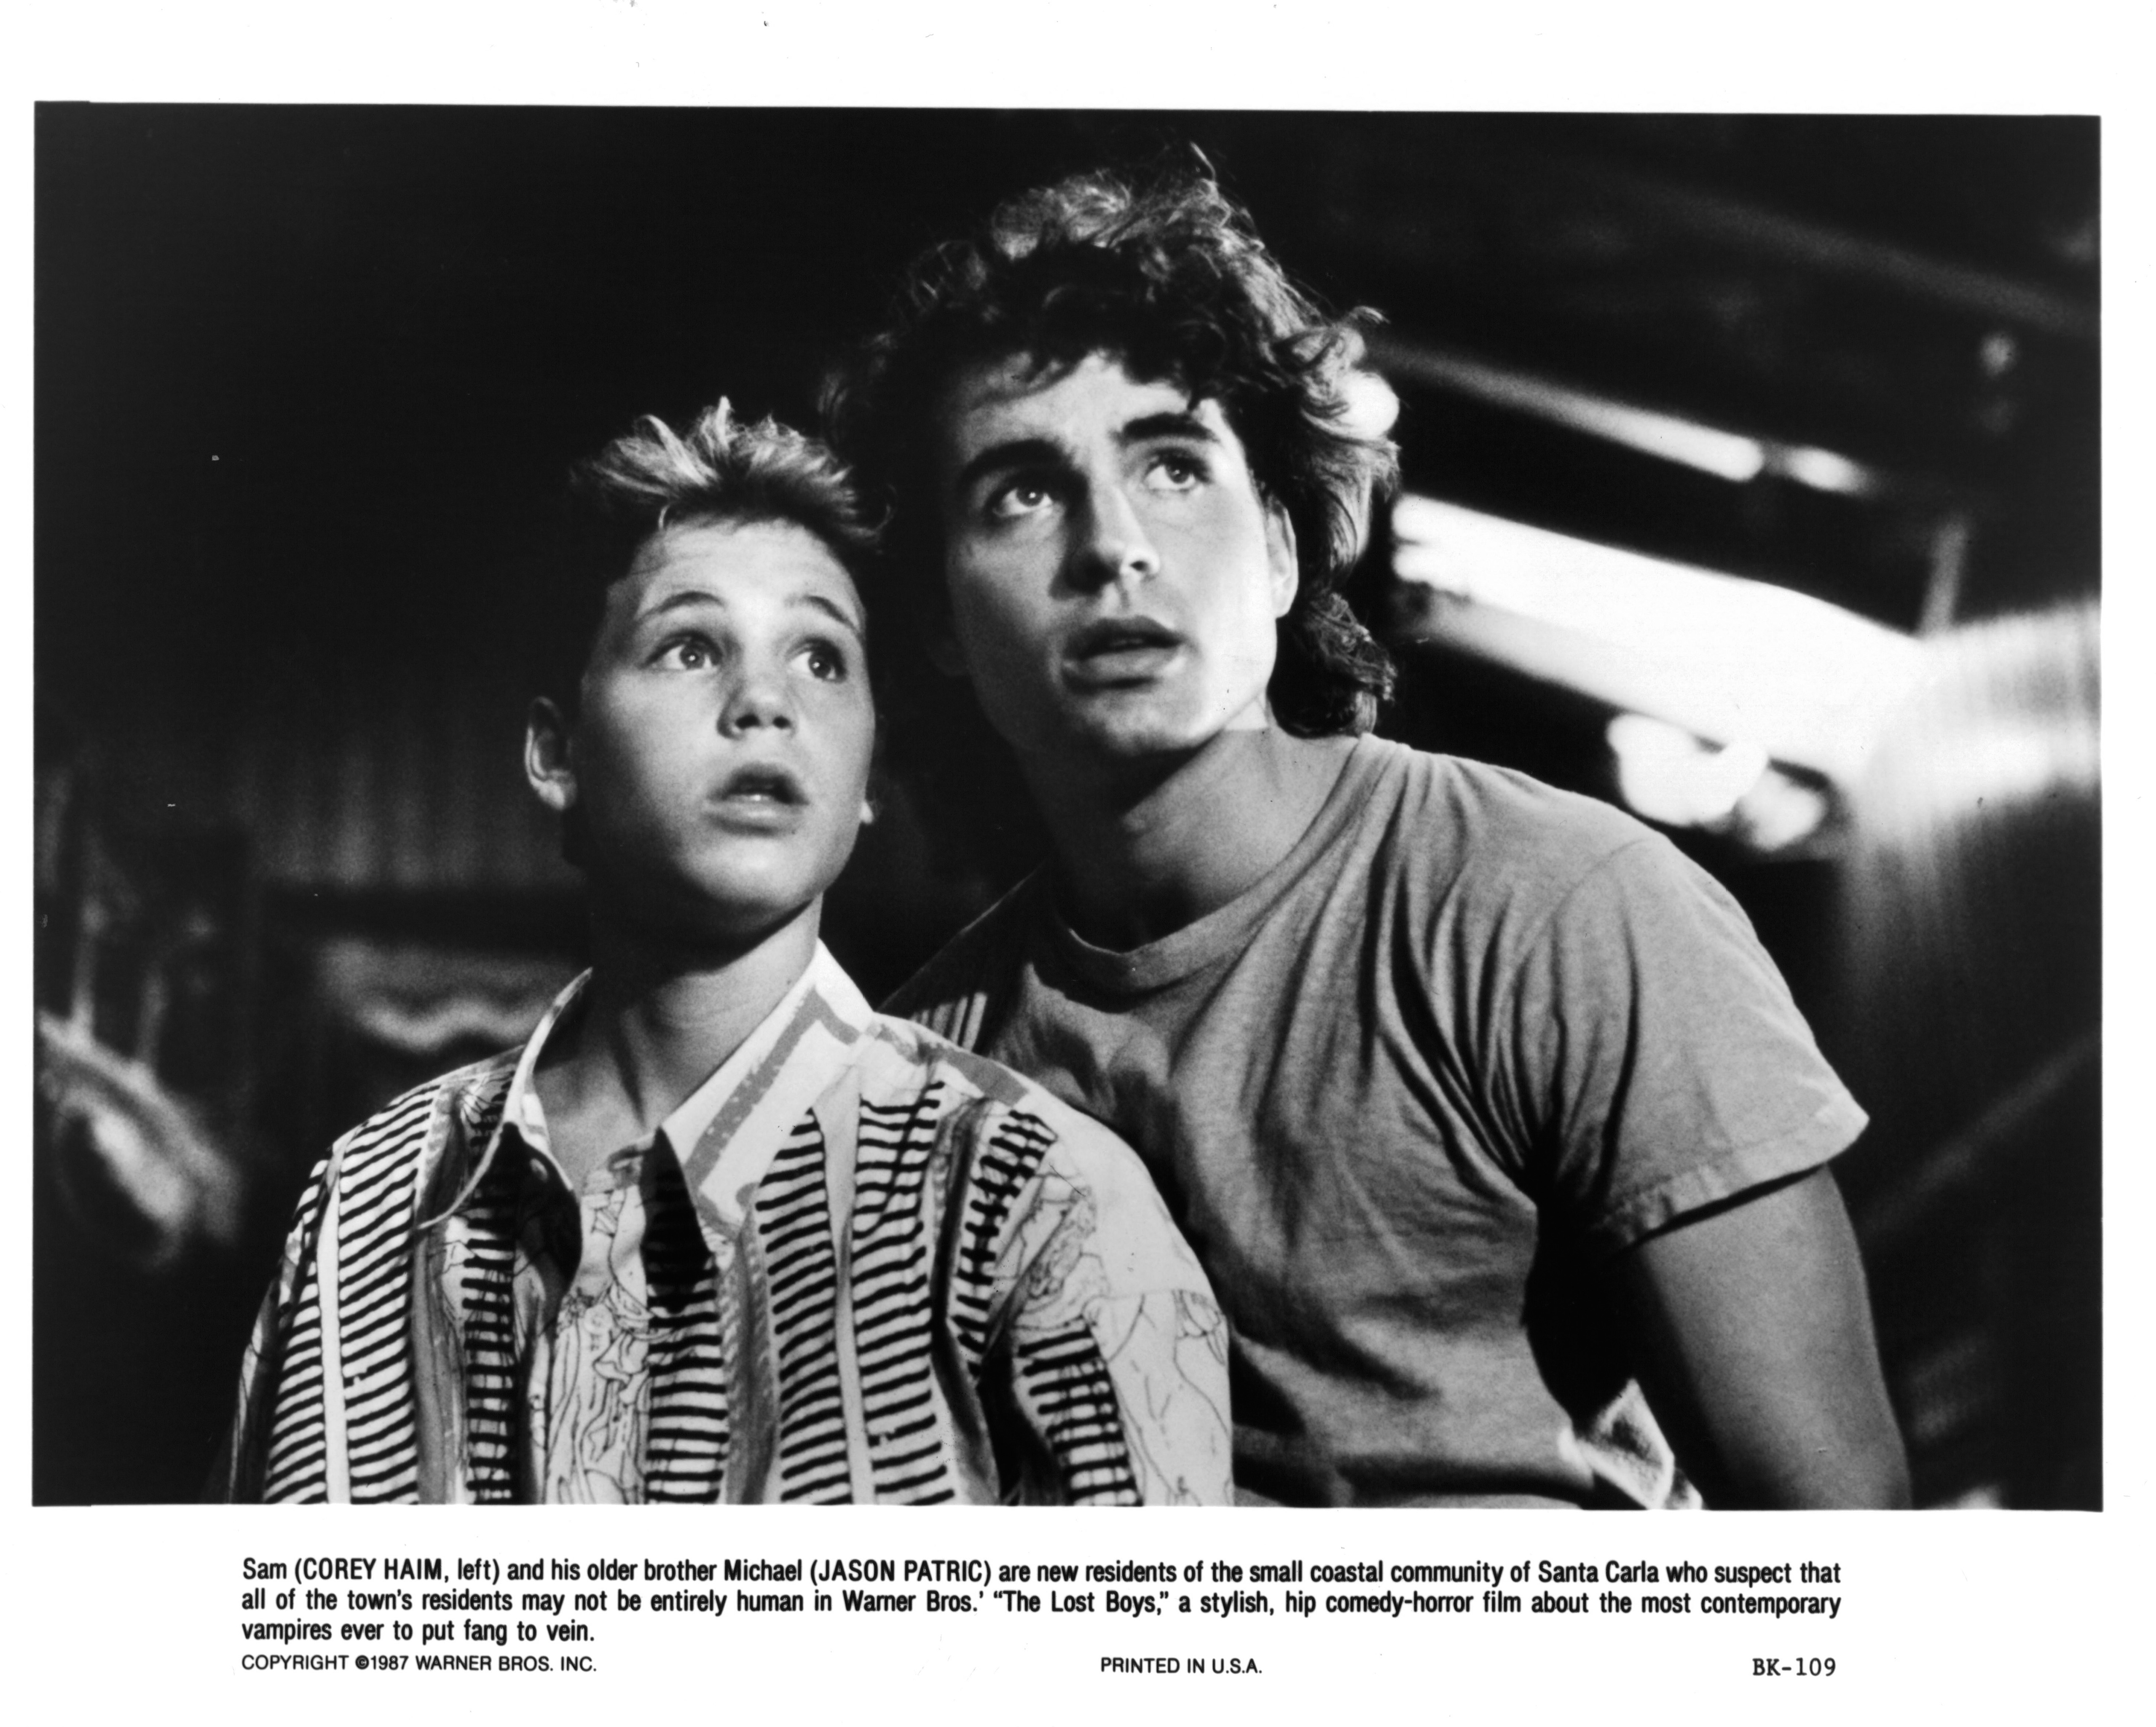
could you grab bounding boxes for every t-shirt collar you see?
[1047,733,1387,994]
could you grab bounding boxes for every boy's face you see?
[929,352,1297,773]
[531,519,875,945]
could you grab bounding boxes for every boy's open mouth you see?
[713,765,808,809]
[1065,617,1184,685]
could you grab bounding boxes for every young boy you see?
[832,168,1909,1508]
[215,404,1230,1504]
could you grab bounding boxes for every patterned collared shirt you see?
[217,945,1231,1503]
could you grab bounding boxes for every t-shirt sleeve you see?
[1499,835,1867,1259]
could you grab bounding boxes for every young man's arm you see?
[1608,1167,1910,1508]
[1502,826,1904,1507]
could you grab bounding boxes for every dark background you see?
[34,108,2100,1505]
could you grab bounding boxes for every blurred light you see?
[1848,603,2100,846]
[1367,335,1888,498]
[35,1009,242,1264]
[1887,715,2099,829]
[1527,385,1766,482]
[1607,714,1767,827]
[1606,715,1833,851]
[1392,494,1923,786]
[1338,367,1401,441]
[1732,769,1835,853]
[1771,444,1880,498]
[1378,342,1764,481]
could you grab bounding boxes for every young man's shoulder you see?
[881,740,1685,1031]
[879,873,1048,1047]
[862,1003,1110,1147]
[1366,736,1661,874]
[861,1004,1184,1224]
[1349,737,1734,938]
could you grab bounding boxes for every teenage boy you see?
[834,169,1910,1508]
[216,404,1230,1504]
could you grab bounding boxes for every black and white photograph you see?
[35,104,2099,1509]
[10,5,2142,1714]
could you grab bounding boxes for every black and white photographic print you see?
[35,105,2098,1508]
[11,5,2145,1716]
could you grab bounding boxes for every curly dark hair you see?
[824,165,1400,755]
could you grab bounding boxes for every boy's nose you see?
[1068,485,1161,594]
[719,663,796,734]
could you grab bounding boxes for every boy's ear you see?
[525,697,578,814]
[1265,500,1300,620]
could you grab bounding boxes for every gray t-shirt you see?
[888,737,1866,1506]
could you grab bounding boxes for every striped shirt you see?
[215,945,1231,1504]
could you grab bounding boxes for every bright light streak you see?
[1366,336,1890,498]
[1606,714,1832,850]
[1381,345,1766,481]
[1516,382,1766,482]
[1606,714,1768,827]
[1391,495,1922,785]
[1773,444,1882,499]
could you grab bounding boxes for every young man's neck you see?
[535,900,822,1186]
[1027,727,1357,951]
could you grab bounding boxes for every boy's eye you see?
[1148,451,1206,490]
[801,640,850,681]
[986,476,1057,521]
[654,635,718,671]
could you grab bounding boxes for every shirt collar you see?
[668,942,874,1247]
[437,942,875,1242]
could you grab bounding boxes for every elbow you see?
[1816,1376,1914,1508]
[1683,1413,1913,1510]
[1736,1429,1912,1510]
